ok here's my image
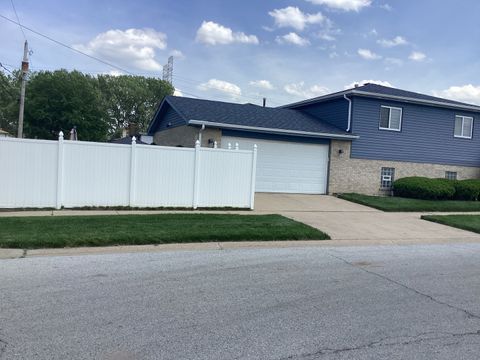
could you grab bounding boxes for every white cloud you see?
[409,51,427,62]
[433,85,480,105]
[380,3,393,11]
[173,88,183,96]
[249,80,275,90]
[284,82,330,99]
[276,32,310,46]
[269,6,327,31]
[318,33,336,41]
[307,0,371,12]
[329,51,339,58]
[377,36,408,47]
[344,80,393,89]
[73,28,167,71]
[169,49,185,60]
[195,21,259,45]
[358,48,382,60]
[198,79,242,98]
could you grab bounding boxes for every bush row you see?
[393,177,480,201]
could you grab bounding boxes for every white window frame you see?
[454,115,473,139]
[379,106,402,132]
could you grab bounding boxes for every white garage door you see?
[222,136,329,194]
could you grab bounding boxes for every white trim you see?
[454,115,473,139]
[284,89,480,113]
[379,105,402,132]
[188,120,359,140]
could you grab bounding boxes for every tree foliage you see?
[0,71,19,135]
[98,75,174,136]
[0,69,174,141]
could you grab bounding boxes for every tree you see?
[97,75,174,136]
[24,70,108,141]
[0,71,20,135]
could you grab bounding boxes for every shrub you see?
[393,177,456,200]
[454,180,480,201]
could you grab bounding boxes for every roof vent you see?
[354,83,360,88]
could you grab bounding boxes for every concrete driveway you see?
[254,193,480,243]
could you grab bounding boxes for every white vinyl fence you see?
[0,134,257,209]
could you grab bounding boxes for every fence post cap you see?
[195,140,200,148]
[235,142,239,150]
[253,144,257,150]
[58,131,64,140]
[132,136,136,144]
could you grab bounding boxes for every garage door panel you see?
[222,136,329,194]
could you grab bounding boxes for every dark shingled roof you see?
[355,83,476,107]
[110,136,148,145]
[154,95,350,136]
[286,83,480,111]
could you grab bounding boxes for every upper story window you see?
[454,115,473,139]
[379,106,402,131]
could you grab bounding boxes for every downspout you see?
[344,94,352,132]
[198,123,206,146]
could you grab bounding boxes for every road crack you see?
[279,330,480,359]
[328,252,480,321]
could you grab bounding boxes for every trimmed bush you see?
[454,180,480,201]
[393,177,456,200]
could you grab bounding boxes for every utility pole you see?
[17,40,29,138]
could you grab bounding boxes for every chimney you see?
[354,83,359,88]
[262,97,266,107]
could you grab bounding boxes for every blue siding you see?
[351,97,480,167]
[293,98,349,131]
[222,130,330,145]
[156,105,186,130]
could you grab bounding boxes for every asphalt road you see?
[1,244,480,360]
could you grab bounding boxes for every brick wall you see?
[329,140,480,195]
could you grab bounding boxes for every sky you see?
[1,0,480,107]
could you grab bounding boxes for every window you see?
[454,115,473,139]
[380,167,395,189]
[380,106,402,131]
[445,171,457,180]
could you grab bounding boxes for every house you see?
[147,84,480,195]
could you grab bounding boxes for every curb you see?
[2,237,480,259]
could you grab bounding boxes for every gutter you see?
[188,120,359,140]
[344,94,352,132]
[284,90,480,113]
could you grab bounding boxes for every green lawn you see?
[338,193,480,212]
[422,215,480,234]
[0,214,329,249]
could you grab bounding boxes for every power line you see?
[0,13,135,75]
[9,0,26,40]
[0,62,13,74]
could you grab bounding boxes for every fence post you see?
[249,144,258,210]
[129,136,137,207]
[56,131,65,209]
[192,140,201,209]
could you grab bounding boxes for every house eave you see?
[188,120,359,140]
[283,89,480,112]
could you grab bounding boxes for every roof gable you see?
[285,83,480,112]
